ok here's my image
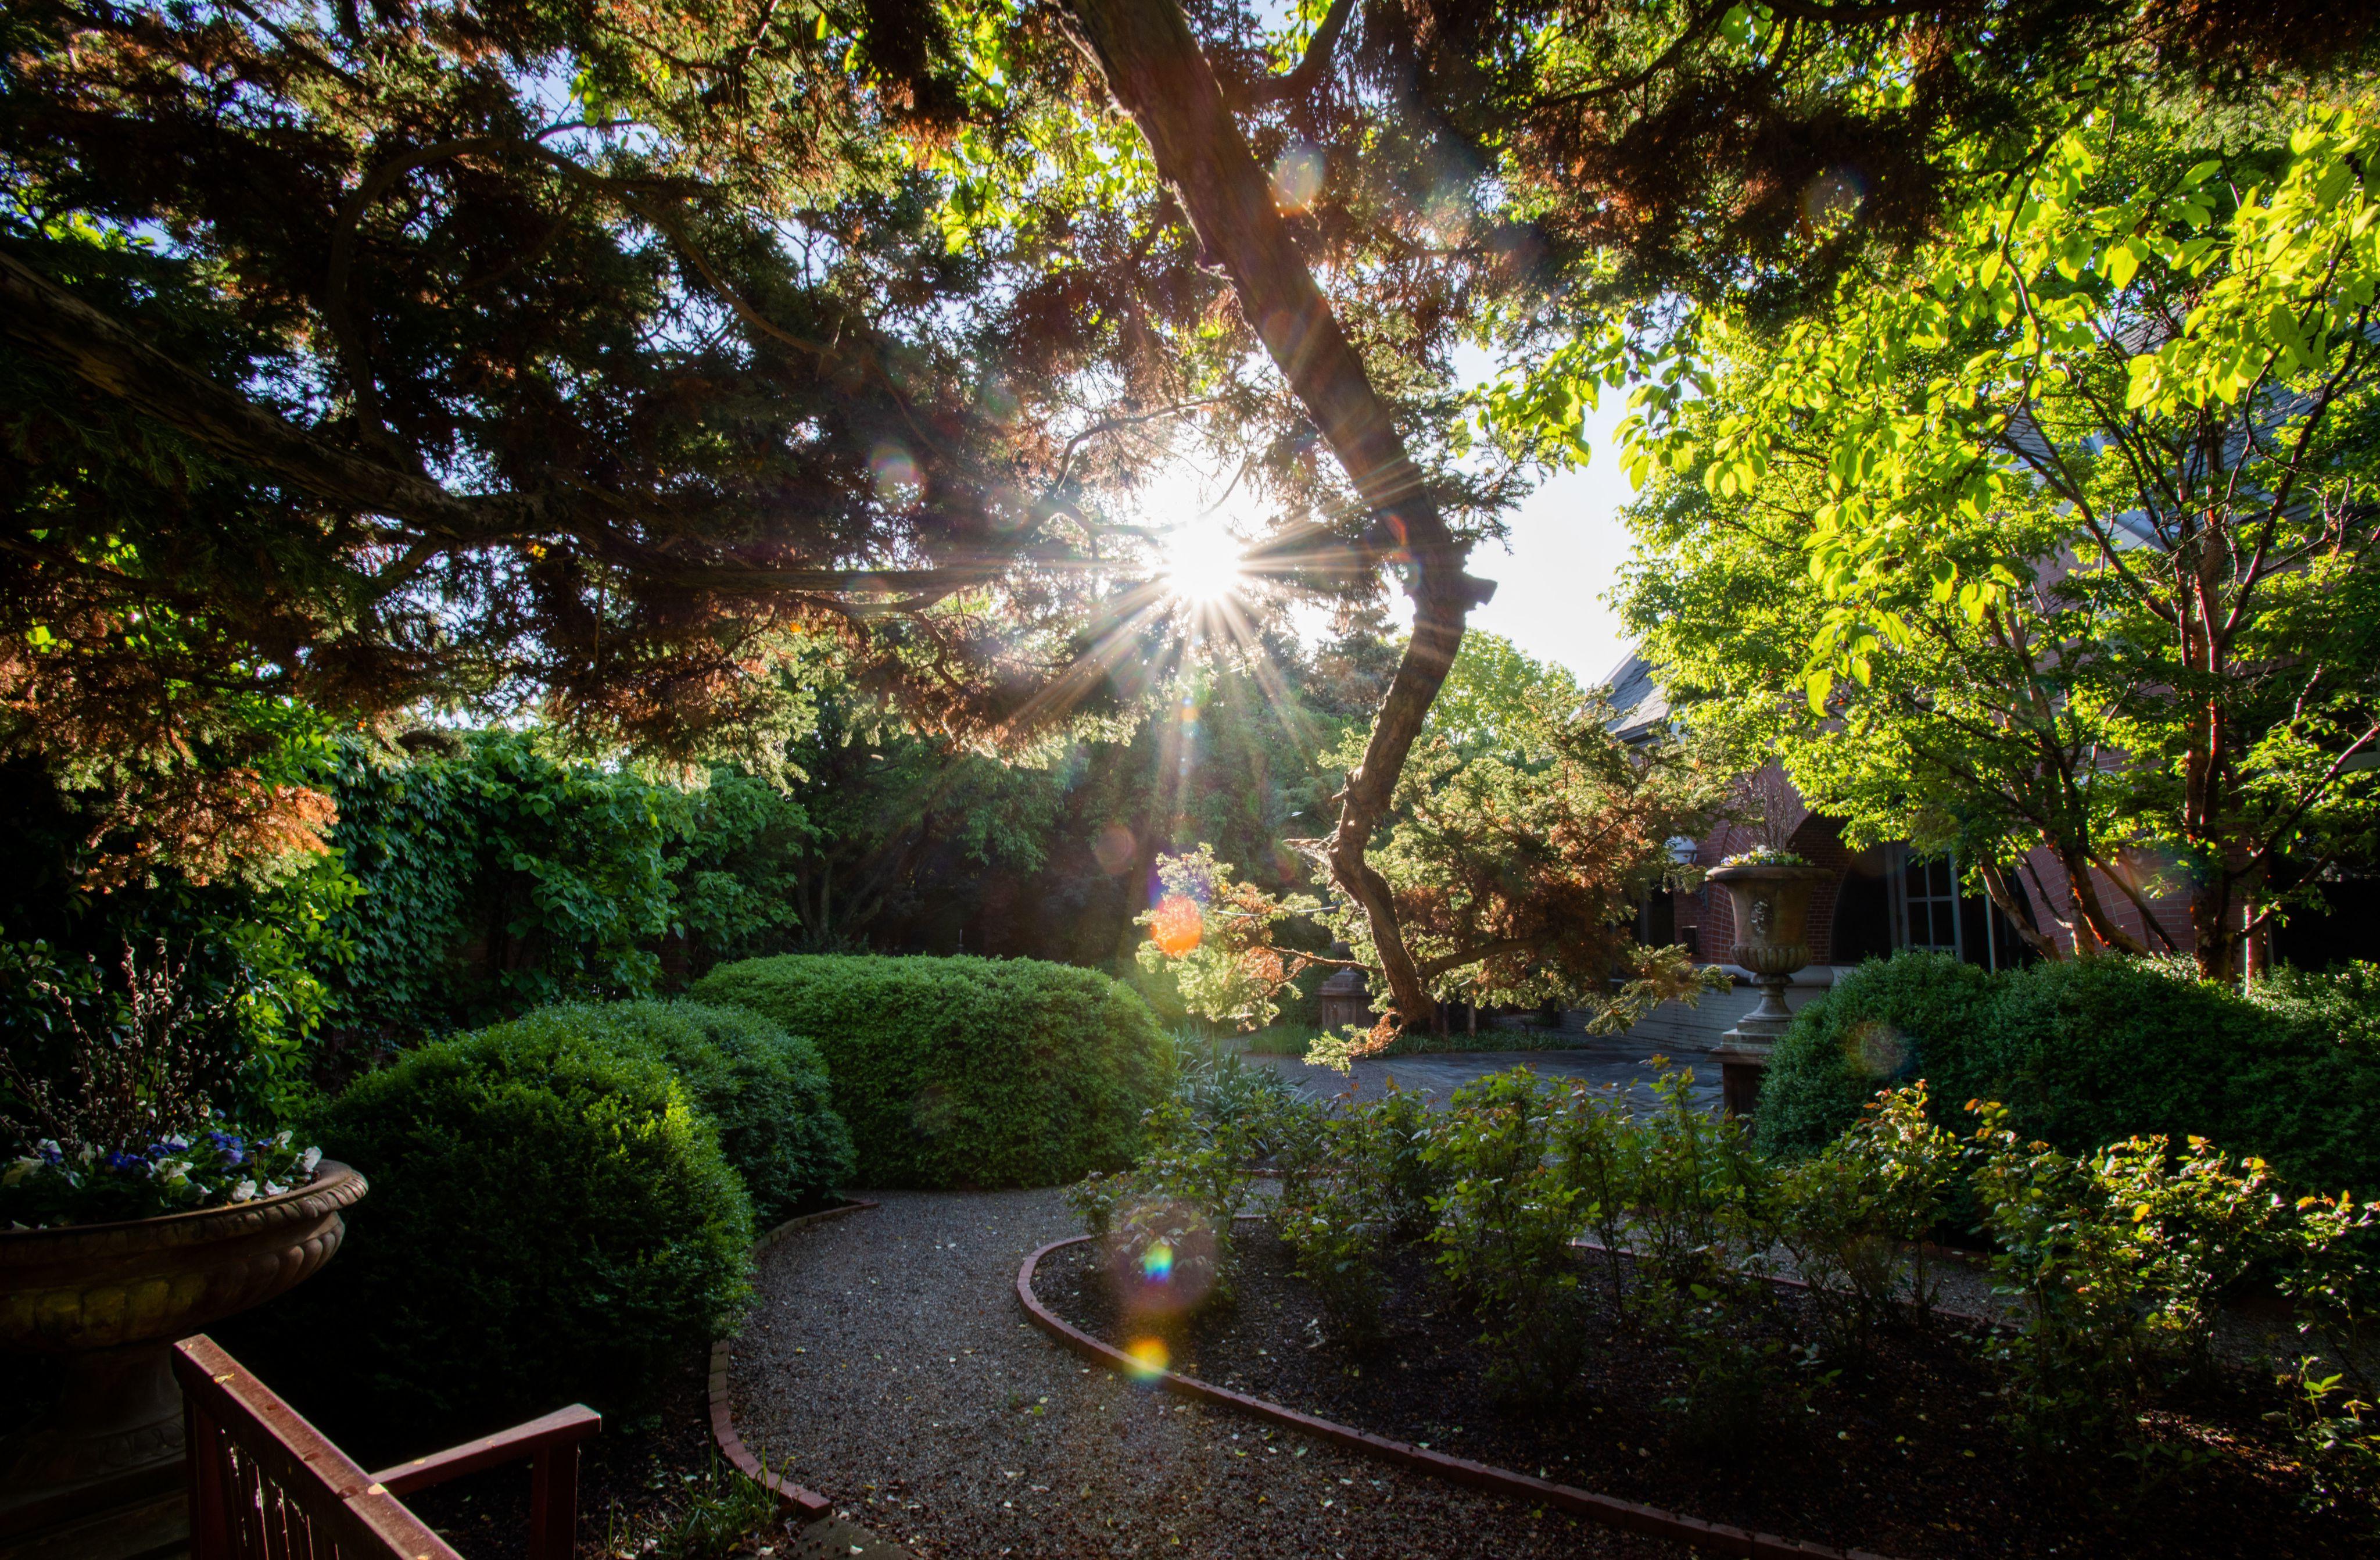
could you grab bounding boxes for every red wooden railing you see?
[173,1335,600,1560]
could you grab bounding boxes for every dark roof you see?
[1601,649,1671,743]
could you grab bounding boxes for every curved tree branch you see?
[1059,0,1494,1028]
[0,246,538,544]
[1235,0,1353,109]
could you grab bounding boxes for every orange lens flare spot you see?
[1150,895,1203,956]
[1125,1337,1170,1379]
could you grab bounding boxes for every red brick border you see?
[1016,1234,1903,1560]
[708,1199,881,1522]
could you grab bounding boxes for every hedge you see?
[471,1000,855,1223]
[690,953,1173,1187]
[1759,952,2380,1195]
[1755,953,1994,1158]
[285,1023,752,1433]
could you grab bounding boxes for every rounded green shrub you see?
[473,1000,854,1223]
[1761,952,2380,1193]
[690,953,1174,1187]
[1757,952,1994,1158]
[291,1024,753,1432]
[1992,957,2380,1195]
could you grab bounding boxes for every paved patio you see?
[1252,1033,1728,1115]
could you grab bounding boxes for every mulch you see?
[1038,1226,2377,1560]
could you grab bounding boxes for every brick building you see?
[1596,652,2374,1046]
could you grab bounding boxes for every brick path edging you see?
[709,1199,882,1522]
[1016,1233,1904,1560]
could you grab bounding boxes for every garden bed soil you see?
[1038,1228,2373,1560]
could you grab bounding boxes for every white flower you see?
[161,1135,189,1152]
[37,1139,60,1158]
[74,1143,98,1165]
[230,1179,257,1203]
[2,1158,37,1187]
[271,1129,293,1149]
[300,1147,322,1175]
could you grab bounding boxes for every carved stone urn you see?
[0,1162,365,1558]
[1705,863,1834,1117]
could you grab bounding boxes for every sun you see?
[1159,524,1246,604]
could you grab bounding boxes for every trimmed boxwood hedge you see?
[471,1000,855,1223]
[1755,953,1995,1157]
[287,1022,753,1433]
[690,953,1173,1188]
[1759,952,2380,1195]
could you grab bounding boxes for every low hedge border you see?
[705,1198,880,1523]
[1015,1230,1902,1560]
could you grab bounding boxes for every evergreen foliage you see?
[469,1000,854,1224]
[321,732,811,1035]
[1759,953,2380,1194]
[286,1021,754,1433]
[691,953,1171,1187]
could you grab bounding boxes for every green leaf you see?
[2102,240,2139,289]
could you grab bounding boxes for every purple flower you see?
[103,1150,146,1173]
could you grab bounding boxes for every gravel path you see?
[726,1189,1690,1560]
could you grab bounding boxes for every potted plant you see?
[0,942,364,1557]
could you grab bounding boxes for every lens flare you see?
[1150,895,1203,956]
[1141,1241,1174,1282]
[1126,1337,1170,1379]
[1271,143,1325,212]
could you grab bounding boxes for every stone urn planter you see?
[0,1161,365,1556]
[1704,863,1834,1118]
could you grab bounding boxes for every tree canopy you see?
[10,0,2375,1031]
[1606,95,2380,979]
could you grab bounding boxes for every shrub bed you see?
[691,953,1171,1187]
[1063,1064,2380,1550]
[282,1022,753,1433]
[1759,953,2380,1192]
[471,1000,854,1223]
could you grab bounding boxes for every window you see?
[1886,845,2031,971]
[1898,851,1965,955]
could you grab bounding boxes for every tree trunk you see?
[1974,858,2064,963]
[1059,0,1486,1028]
[2059,847,2153,957]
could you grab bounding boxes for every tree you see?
[1139,632,1727,1035]
[0,0,1236,883]
[1607,101,2380,980]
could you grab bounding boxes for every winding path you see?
[723,1189,1688,1560]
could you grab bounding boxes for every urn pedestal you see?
[0,1163,365,1560]
[1705,864,1833,1118]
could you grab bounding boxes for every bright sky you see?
[1464,396,1639,690]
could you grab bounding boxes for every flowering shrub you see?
[1718,848,1809,868]
[3,1124,321,1230]
[1,939,321,1229]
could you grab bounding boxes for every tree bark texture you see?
[1059,0,1486,1027]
